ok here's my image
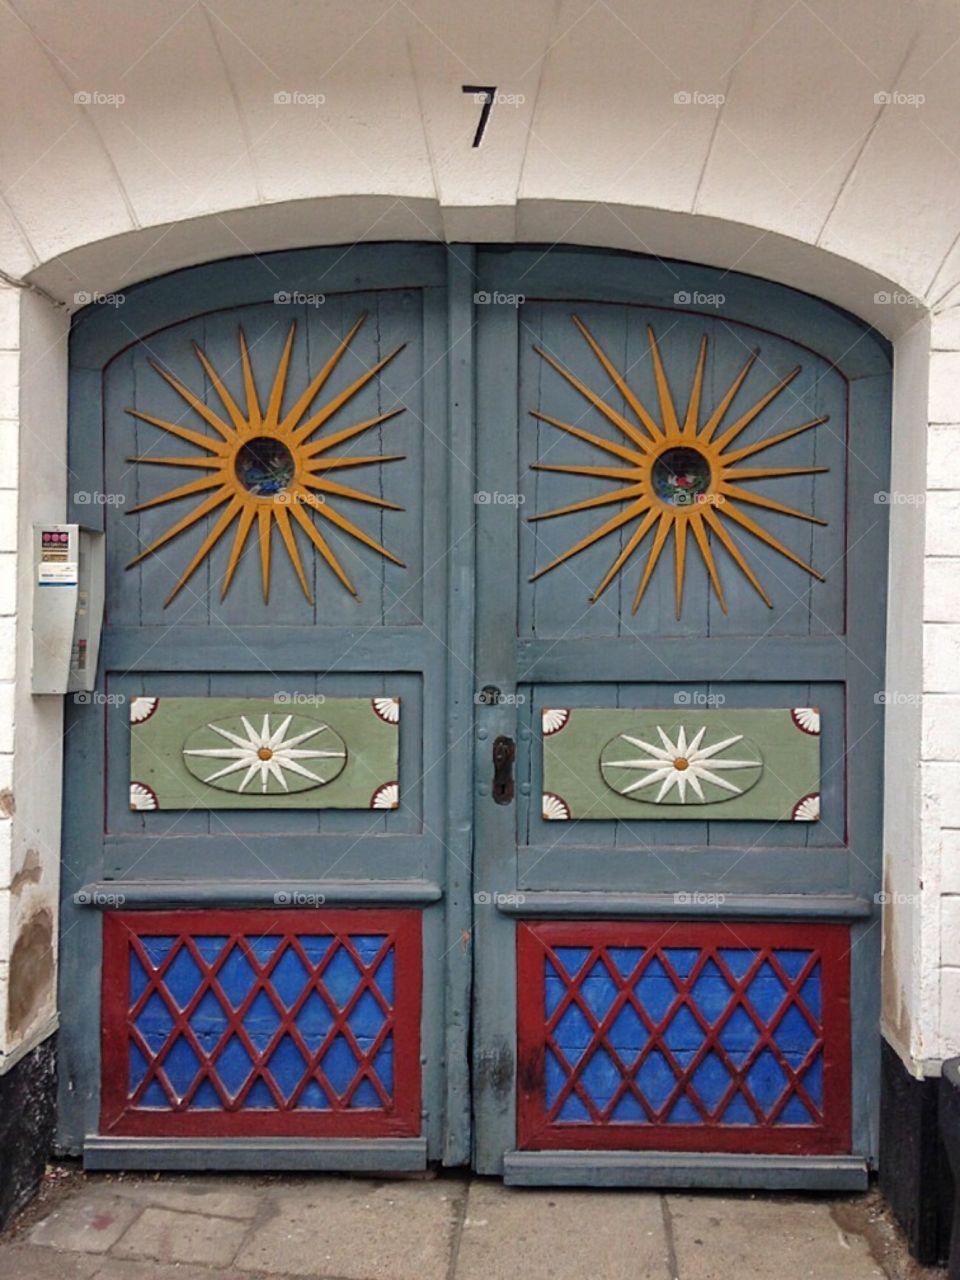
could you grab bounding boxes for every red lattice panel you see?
[517,921,851,1154]
[100,909,421,1138]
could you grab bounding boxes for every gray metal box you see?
[31,523,105,694]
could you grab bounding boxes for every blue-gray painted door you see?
[59,245,473,1169]
[59,244,891,1184]
[471,248,891,1186]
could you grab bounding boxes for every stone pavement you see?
[0,1170,939,1280]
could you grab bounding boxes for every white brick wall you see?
[0,285,18,1055]
[923,308,960,1063]
[0,285,68,1070]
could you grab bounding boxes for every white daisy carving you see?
[183,714,346,794]
[603,725,762,804]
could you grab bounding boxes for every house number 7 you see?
[463,85,497,147]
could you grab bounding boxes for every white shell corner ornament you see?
[542,708,571,736]
[792,792,820,822]
[130,782,158,811]
[371,781,400,810]
[791,707,821,735]
[372,697,401,724]
[542,792,571,821]
[130,696,159,724]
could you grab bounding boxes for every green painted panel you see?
[129,695,400,810]
[541,707,820,821]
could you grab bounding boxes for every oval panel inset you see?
[599,724,763,806]
[182,712,347,796]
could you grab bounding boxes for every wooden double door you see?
[60,244,890,1187]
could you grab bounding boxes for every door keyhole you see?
[492,735,515,805]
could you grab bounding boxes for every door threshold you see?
[503,1150,868,1190]
[84,1135,427,1173]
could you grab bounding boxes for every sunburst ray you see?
[529,317,829,616]
[532,347,656,454]
[531,411,647,466]
[571,314,662,443]
[145,361,235,442]
[126,408,228,456]
[125,319,406,605]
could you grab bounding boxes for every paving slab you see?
[0,1243,102,1278]
[455,1180,670,1280]
[96,1258,257,1280]
[111,1206,251,1268]
[667,1194,885,1280]
[106,1178,262,1220]
[27,1192,143,1254]
[235,1178,462,1279]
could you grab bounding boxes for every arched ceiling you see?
[2,0,957,332]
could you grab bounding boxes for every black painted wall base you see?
[0,1035,57,1230]
[880,1036,954,1266]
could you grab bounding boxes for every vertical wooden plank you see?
[472,257,521,1175]
[441,250,477,1166]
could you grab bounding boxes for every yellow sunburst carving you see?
[529,316,829,618]
[125,315,406,606]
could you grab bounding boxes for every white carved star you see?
[183,713,345,794]
[604,725,761,804]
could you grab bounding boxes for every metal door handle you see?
[492,735,515,805]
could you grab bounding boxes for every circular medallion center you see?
[652,446,711,507]
[257,747,273,761]
[673,757,689,771]
[235,437,295,497]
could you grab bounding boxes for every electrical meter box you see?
[31,523,105,694]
